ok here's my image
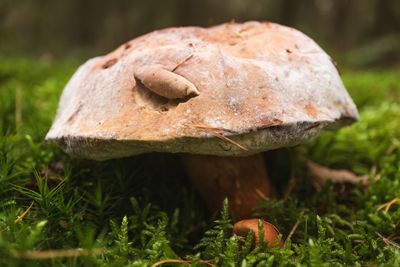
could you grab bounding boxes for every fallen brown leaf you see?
[307,160,368,191]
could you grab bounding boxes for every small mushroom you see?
[233,219,282,248]
[46,21,359,220]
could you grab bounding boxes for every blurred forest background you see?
[1,0,399,68]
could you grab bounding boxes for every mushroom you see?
[233,219,283,248]
[46,21,358,219]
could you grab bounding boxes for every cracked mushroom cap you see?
[46,21,358,160]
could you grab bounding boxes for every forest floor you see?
[0,58,399,266]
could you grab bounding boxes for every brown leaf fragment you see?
[306,160,368,191]
[134,66,199,99]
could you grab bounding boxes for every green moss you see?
[0,58,399,266]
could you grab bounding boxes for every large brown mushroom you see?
[46,21,358,219]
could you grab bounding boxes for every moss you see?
[0,58,399,266]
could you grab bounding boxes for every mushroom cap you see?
[233,219,283,247]
[46,21,358,160]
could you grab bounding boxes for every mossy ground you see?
[0,58,399,266]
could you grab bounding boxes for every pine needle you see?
[376,232,400,249]
[11,248,105,259]
[172,43,197,72]
[14,201,34,224]
[377,197,400,213]
[15,85,22,133]
[151,259,216,267]
[205,130,248,152]
[191,124,248,151]
[285,220,300,242]
[255,188,267,199]
[191,124,238,134]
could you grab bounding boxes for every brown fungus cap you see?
[46,21,358,160]
[233,219,283,248]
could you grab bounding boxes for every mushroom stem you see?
[181,154,275,219]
